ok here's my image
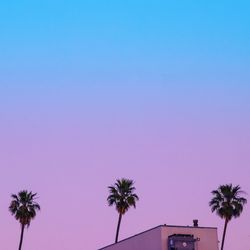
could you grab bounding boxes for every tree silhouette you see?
[209,184,247,250]
[9,190,40,250]
[107,178,139,243]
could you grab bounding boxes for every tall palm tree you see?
[209,184,247,250]
[107,178,139,243]
[9,190,41,250]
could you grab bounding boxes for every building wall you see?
[161,226,219,250]
[99,226,162,250]
[99,225,219,250]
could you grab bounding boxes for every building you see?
[99,221,219,250]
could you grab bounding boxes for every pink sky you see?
[0,83,249,249]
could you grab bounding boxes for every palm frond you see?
[209,184,247,221]
[9,190,40,227]
[107,178,139,215]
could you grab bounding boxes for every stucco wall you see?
[99,226,162,250]
[99,225,219,250]
[161,226,219,250]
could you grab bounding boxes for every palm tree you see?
[107,178,139,243]
[9,190,41,250]
[209,184,247,250]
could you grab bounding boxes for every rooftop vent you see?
[193,219,198,227]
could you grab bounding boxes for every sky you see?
[0,1,249,249]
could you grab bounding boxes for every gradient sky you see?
[0,1,250,250]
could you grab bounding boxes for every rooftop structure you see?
[99,221,219,250]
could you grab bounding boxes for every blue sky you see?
[1,1,249,116]
[1,1,249,77]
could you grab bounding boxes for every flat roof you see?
[98,224,217,249]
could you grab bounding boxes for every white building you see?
[99,221,219,250]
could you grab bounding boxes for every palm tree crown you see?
[9,190,40,250]
[209,184,247,221]
[9,190,40,227]
[209,184,247,250]
[107,178,139,243]
[107,178,139,214]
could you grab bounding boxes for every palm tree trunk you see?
[221,219,228,250]
[18,224,25,250]
[115,213,122,243]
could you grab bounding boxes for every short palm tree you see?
[9,190,41,250]
[107,178,139,243]
[209,184,247,250]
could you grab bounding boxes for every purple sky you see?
[0,1,250,250]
